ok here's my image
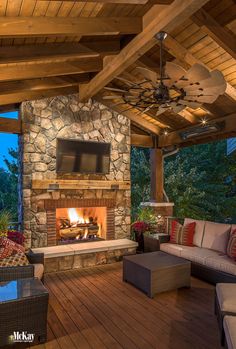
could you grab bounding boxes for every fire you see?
[68,208,89,225]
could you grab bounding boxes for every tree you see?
[131,147,150,220]
[131,140,236,224]
[0,147,18,221]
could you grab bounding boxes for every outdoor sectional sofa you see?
[160,219,236,284]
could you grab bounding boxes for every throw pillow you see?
[0,251,29,267]
[170,220,196,246]
[0,237,25,259]
[227,229,236,260]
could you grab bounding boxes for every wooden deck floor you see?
[29,263,220,349]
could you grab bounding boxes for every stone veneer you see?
[19,94,131,249]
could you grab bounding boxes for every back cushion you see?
[184,218,205,247]
[202,221,231,253]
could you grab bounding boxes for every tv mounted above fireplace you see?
[56,139,111,174]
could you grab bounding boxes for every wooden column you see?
[150,148,163,202]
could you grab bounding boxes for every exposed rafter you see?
[38,0,174,3]
[0,59,101,82]
[0,117,21,134]
[0,41,120,64]
[79,0,211,102]
[192,9,236,59]
[0,17,142,37]
[131,134,154,147]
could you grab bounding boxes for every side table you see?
[0,278,49,347]
[144,233,170,252]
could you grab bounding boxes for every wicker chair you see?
[0,250,45,283]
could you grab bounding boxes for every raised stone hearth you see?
[32,238,137,273]
[19,94,131,248]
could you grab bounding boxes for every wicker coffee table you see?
[0,278,49,347]
[123,251,191,298]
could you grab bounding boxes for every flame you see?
[67,208,89,224]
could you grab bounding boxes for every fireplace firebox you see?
[56,207,107,243]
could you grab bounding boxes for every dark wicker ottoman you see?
[0,278,49,347]
[123,251,191,298]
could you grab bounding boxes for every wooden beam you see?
[178,109,199,124]
[131,134,154,147]
[0,17,142,38]
[158,113,236,148]
[150,148,163,202]
[79,0,210,102]
[0,117,21,134]
[0,86,78,106]
[0,59,101,82]
[0,41,120,64]
[192,9,236,59]
[95,95,161,135]
[0,75,89,95]
[38,0,173,3]
[163,35,236,102]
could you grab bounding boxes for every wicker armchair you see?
[0,250,45,282]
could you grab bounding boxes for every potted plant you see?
[0,210,11,238]
[131,221,150,252]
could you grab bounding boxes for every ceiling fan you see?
[102,31,227,116]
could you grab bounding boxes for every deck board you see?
[29,262,221,349]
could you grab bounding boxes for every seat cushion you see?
[181,246,220,265]
[216,283,236,313]
[33,263,44,280]
[0,251,29,267]
[160,243,184,257]
[223,316,236,349]
[205,255,236,276]
[184,218,205,247]
[202,221,231,253]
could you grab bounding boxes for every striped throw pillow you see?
[227,229,236,260]
[170,220,196,246]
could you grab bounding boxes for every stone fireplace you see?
[19,94,131,249]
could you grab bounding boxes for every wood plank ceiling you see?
[0,0,235,148]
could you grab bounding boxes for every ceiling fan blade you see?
[103,87,127,93]
[165,62,186,85]
[178,99,202,109]
[175,64,211,88]
[135,67,158,86]
[114,76,138,87]
[184,70,226,93]
[155,107,169,116]
[172,105,186,113]
[185,95,218,104]
[102,95,123,100]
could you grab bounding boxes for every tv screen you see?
[56,139,111,174]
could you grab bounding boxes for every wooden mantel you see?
[32,179,130,190]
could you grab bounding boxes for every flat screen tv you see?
[56,139,111,174]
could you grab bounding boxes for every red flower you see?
[132,221,149,234]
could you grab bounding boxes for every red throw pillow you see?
[227,229,236,261]
[170,220,196,246]
[0,237,25,259]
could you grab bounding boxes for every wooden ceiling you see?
[0,0,235,148]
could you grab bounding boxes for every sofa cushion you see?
[33,263,44,280]
[181,246,220,265]
[184,218,205,247]
[170,220,196,246]
[216,283,236,313]
[0,251,29,267]
[205,255,236,276]
[223,316,236,349]
[160,243,184,257]
[227,229,236,260]
[201,221,231,253]
[0,237,25,259]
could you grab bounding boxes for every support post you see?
[150,148,163,202]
